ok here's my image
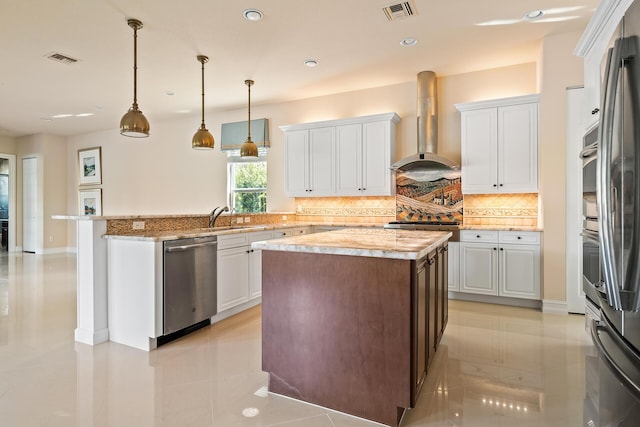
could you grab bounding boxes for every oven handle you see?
[579,142,598,159]
[598,40,623,310]
[580,229,600,245]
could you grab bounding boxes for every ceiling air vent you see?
[383,1,416,21]
[45,52,79,64]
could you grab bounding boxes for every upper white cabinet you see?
[456,95,539,194]
[281,113,399,197]
[284,127,335,196]
[575,0,633,128]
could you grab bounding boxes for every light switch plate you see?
[236,217,244,224]
[132,221,145,230]
[244,217,250,223]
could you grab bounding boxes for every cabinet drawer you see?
[247,231,274,243]
[217,233,249,250]
[274,227,309,238]
[499,231,540,245]
[460,230,499,243]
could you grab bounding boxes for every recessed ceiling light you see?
[522,10,544,21]
[75,113,94,117]
[40,118,53,122]
[176,109,191,114]
[243,9,263,21]
[52,114,73,118]
[304,59,319,67]
[532,15,580,23]
[165,91,175,96]
[400,37,418,46]
[476,19,520,26]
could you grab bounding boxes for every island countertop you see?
[252,228,451,260]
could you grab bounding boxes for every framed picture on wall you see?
[78,147,102,186]
[78,189,102,216]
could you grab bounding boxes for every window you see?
[228,161,267,213]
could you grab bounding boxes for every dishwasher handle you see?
[165,240,218,252]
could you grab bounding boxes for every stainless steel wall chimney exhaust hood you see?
[391,71,459,171]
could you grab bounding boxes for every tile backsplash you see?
[462,193,538,227]
[294,196,395,225]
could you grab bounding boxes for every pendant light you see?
[192,55,214,149]
[240,79,259,157]
[120,18,150,137]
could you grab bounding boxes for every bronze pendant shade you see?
[240,79,259,157]
[192,55,214,149]
[120,18,150,137]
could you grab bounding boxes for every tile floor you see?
[0,252,593,426]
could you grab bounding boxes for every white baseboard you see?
[43,247,74,255]
[542,299,569,315]
[211,298,261,324]
[449,292,542,310]
[75,327,109,346]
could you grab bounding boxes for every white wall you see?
[538,31,585,303]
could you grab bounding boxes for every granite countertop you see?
[459,225,542,232]
[251,228,452,260]
[102,223,312,242]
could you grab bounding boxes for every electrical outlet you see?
[297,205,303,213]
[282,215,287,221]
[132,221,145,230]
[48,235,54,242]
[244,217,250,223]
[236,217,244,224]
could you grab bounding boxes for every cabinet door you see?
[335,124,362,195]
[460,242,498,295]
[412,257,428,405]
[285,130,309,196]
[499,244,541,299]
[217,246,250,312]
[427,252,437,366]
[437,244,448,344]
[308,127,335,196]
[461,108,498,194]
[447,242,460,291]
[362,120,393,195]
[248,249,262,299]
[497,103,538,193]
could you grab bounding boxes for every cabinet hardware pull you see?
[493,247,497,250]
[591,107,600,115]
[499,184,503,187]
[476,235,480,238]
[493,184,497,187]
[517,236,522,239]
[500,248,504,251]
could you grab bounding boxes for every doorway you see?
[0,154,16,253]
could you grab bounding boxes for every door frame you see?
[0,153,17,252]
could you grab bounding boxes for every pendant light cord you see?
[132,25,138,108]
[246,80,253,141]
[200,59,205,128]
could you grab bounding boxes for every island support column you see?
[74,219,109,345]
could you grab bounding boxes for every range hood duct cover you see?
[391,71,459,171]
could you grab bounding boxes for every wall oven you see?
[581,123,601,306]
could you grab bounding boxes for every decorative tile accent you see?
[462,193,538,227]
[294,197,396,217]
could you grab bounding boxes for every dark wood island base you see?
[261,243,448,427]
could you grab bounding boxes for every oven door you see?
[582,228,602,306]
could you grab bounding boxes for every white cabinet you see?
[284,127,335,196]
[282,113,399,197]
[459,230,541,300]
[335,120,396,196]
[217,230,274,312]
[447,241,460,291]
[456,95,539,194]
[576,0,633,128]
[273,226,311,238]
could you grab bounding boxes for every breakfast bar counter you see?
[252,229,451,427]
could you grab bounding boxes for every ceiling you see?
[0,0,599,138]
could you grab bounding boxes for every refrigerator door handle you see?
[591,318,640,397]
[598,40,623,310]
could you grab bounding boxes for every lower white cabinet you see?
[459,230,540,300]
[273,226,311,238]
[447,242,460,291]
[217,230,273,312]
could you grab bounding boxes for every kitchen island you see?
[252,228,451,427]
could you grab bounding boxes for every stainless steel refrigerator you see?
[587,0,640,424]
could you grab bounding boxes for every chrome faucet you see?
[209,206,229,228]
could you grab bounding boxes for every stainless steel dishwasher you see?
[163,236,217,336]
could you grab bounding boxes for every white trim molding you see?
[542,299,569,315]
